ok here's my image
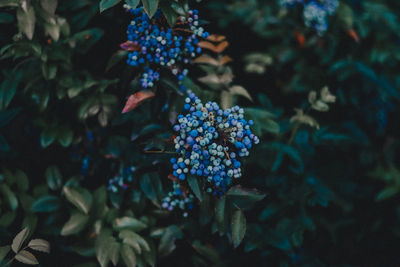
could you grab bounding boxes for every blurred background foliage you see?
[1,0,400,266]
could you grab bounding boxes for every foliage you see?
[1,0,400,266]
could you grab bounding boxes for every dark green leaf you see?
[187,175,202,201]
[126,0,140,8]
[0,12,13,23]
[0,108,21,127]
[40,128,57,148]
[0,184,18,211]
[227,186,266,209]
[0,133,9,151]
[0,71,22,110]
[142,0,159,18]
[31,195,61,212]
[45,165,62,190]
[99,0,121,13]
[231,210,246,248]
[0,245,10,263]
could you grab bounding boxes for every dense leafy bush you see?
[1,0,400,266]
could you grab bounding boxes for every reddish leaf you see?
[294,30,305,48]
[193,55,219,66]
[207,34,226,42]
[120,40,140,51]
[122,91,155,113]
[219,55,232,65]
[347,29,360,43]
[198,41,229,53]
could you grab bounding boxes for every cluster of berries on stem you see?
[122,5,209,90]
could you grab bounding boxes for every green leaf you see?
[63,186,92,214]
[0,71,22,110]
[15,250,39,265]
[226,186,266,209]
[15,169,29,192]
[0,245,10,263]
[61,212,89,236]
[28,239,50,253]
[192,240,220,263]
[92,186,107,218]
[57,128,73,147]
[158,225,183,257]
[126,0,140,8]
[0,133,9,151]
[119,230,151,253]
[0,0,19,8]
[337,2,354,29]
[160,4,178,27]
[40,0,58,14]
[45,165,62,190]
[231,210,246,248]
[16,6,35,40]
[375,186,399,201]
[142,0,159,17]
[121,244,136,267]
[40,128,57,148]
[31,195,61,212]
[41,63,57,80]
[0,108,21,127]
[99,0,122,13]
[113,217,148,232]
[0,184,18,211]
[140,173,162,205]
[244,107,279,135]
[106,50,128,71]
[187,175,202,201]
[95,231,113,267]
[215,196,227,234]
[12,227,29,253]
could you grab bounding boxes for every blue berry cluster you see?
[279,0,339,34]
[162,181,194,217]
[123,5,209,90]
[169,93,259,196]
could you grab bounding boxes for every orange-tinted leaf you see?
[294,30,305,48]
[120,41,140,51]
[193,55,219,66]
[122,91,155,113]
[207,34,226,42]
[219,55,232,65]
[198,41,229,53]
[347,29,360,43]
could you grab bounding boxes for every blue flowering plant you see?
[167,93,259,201]
[280,0,339,34]
[121,5,209,90]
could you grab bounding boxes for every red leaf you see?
[122,91,155,113]
[347,29,360,43]
[120,40,140,51]
[294,30,306,48]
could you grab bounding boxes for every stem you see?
[144,150,177,154]
[2,257,15,267]
[288,122,300,145]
